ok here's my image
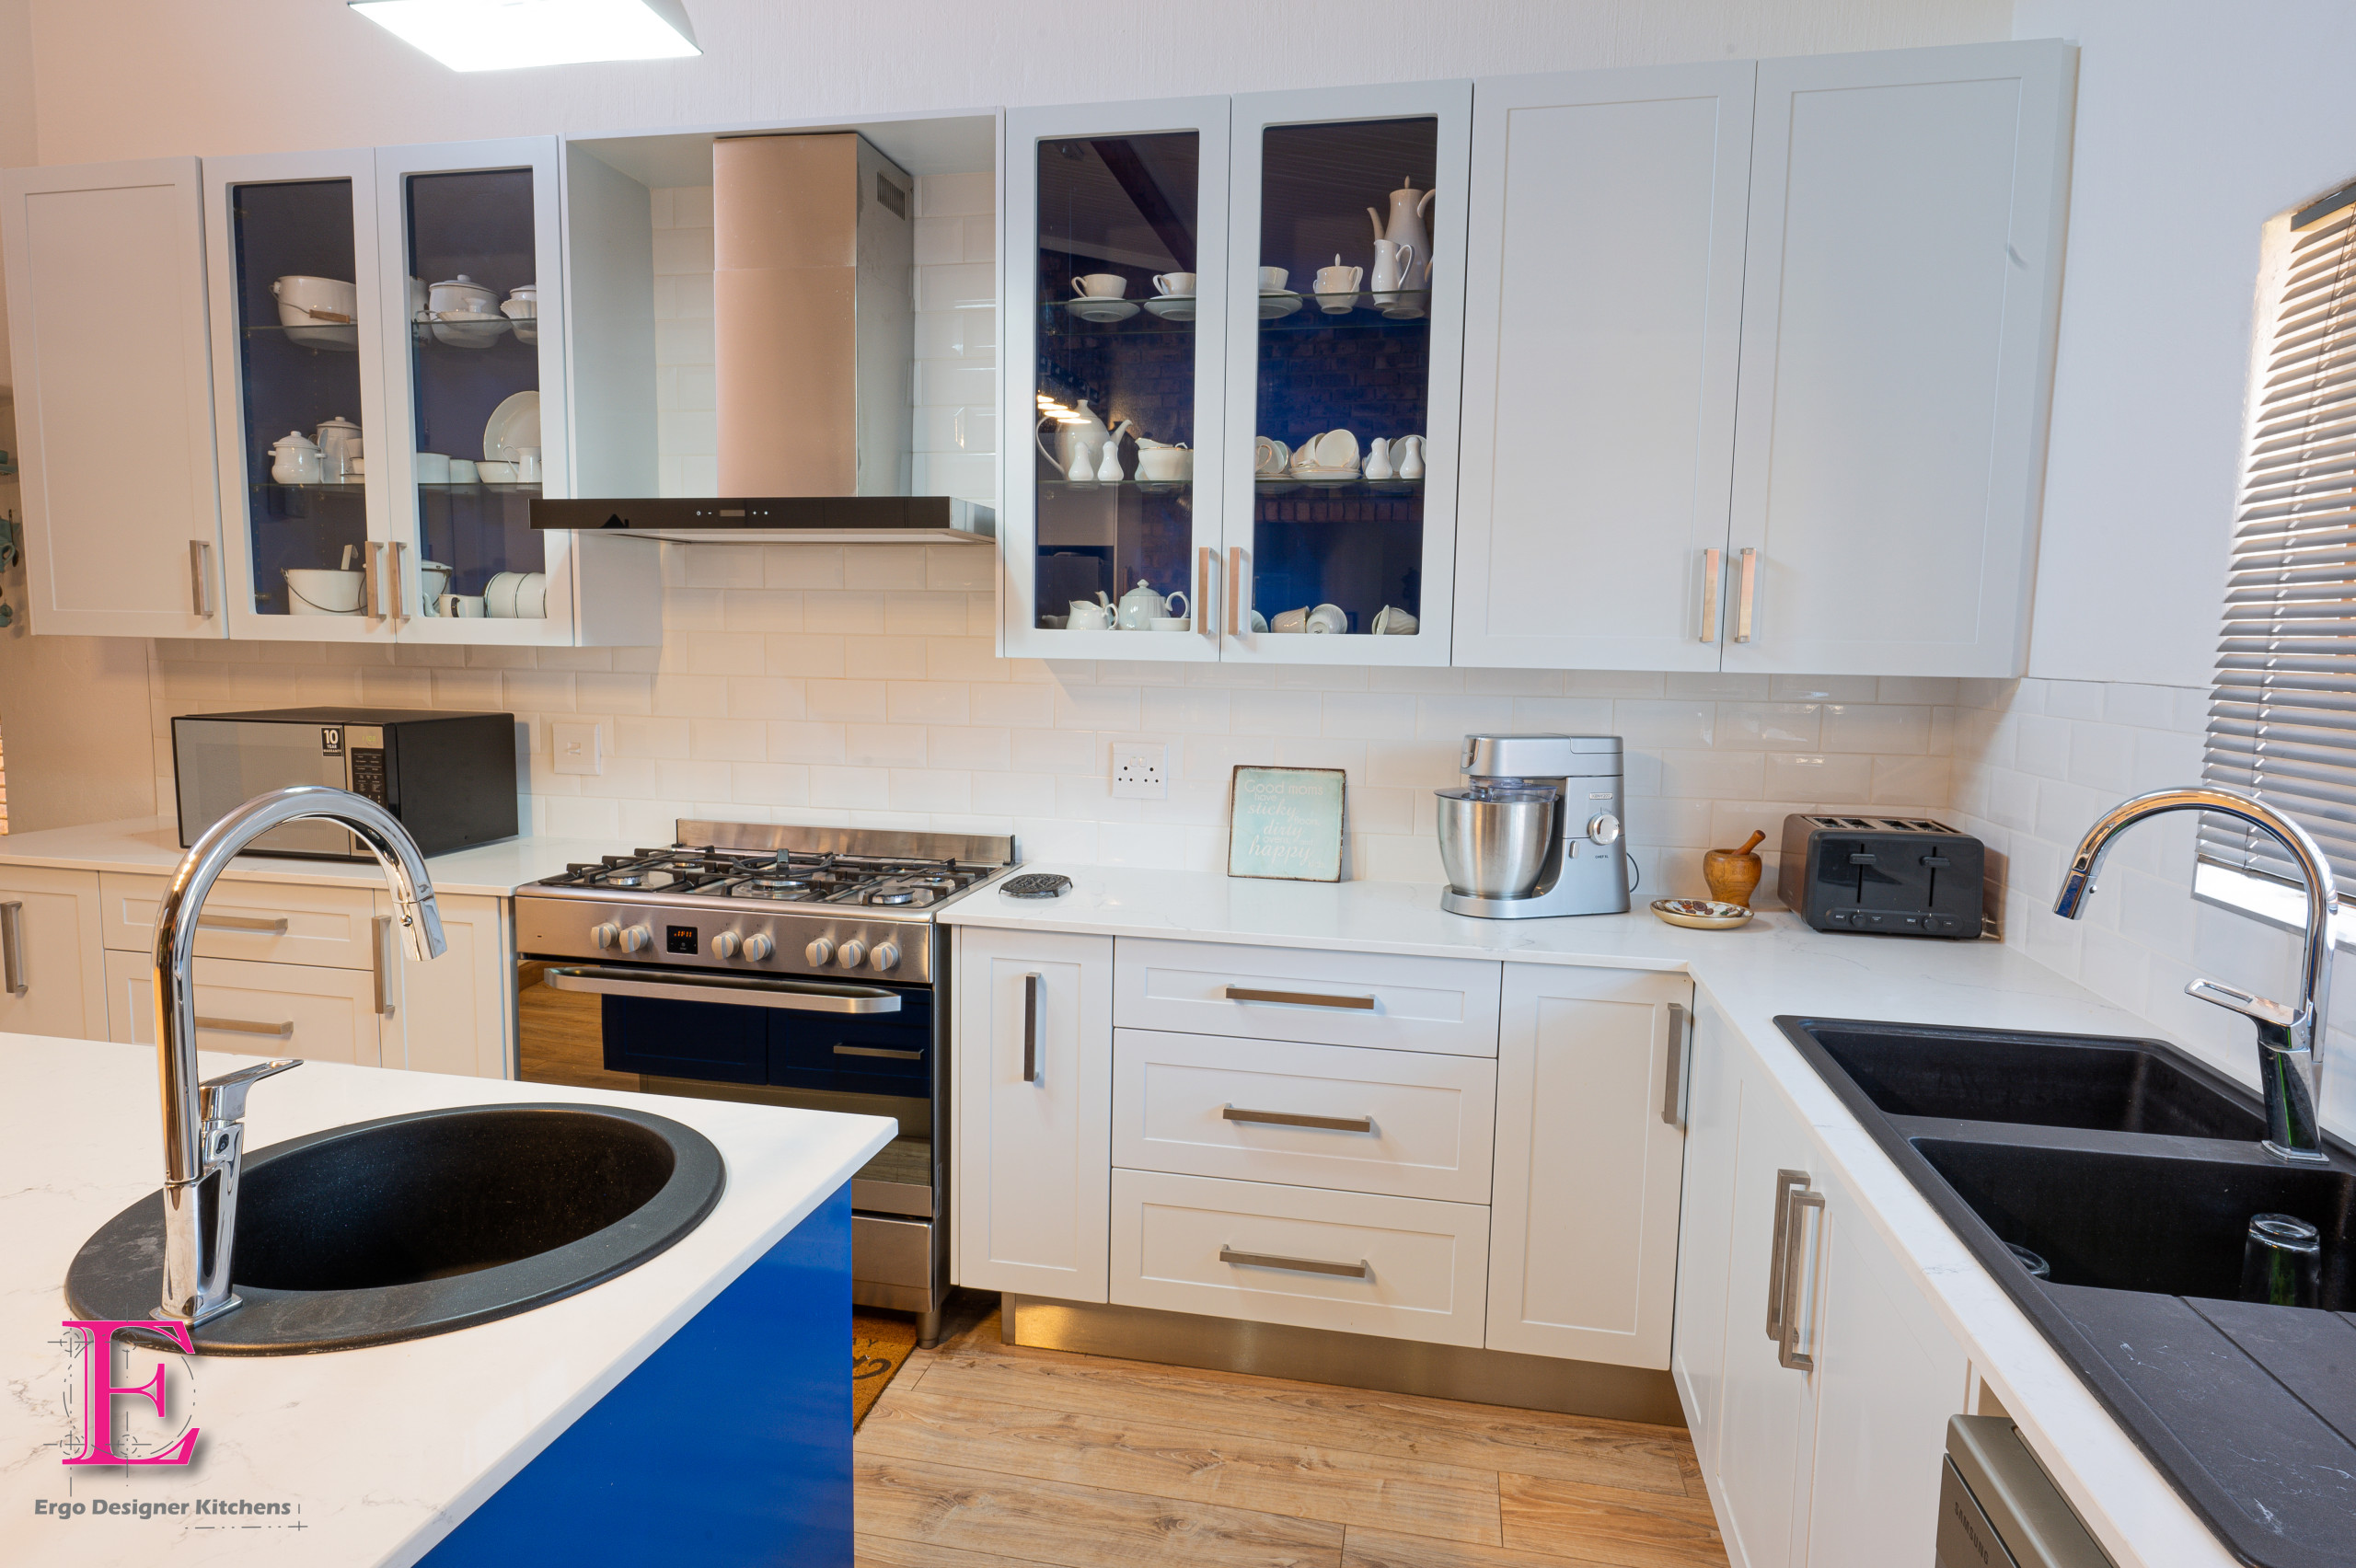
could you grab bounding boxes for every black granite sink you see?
[1780,1016,2356,1568]
[66,1103,725,1355]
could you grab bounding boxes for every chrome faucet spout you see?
[154,785,447,1324]
[2052,785,2336,1163]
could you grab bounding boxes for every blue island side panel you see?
[423,1182,852,1567]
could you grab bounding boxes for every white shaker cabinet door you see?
[1724,40,2074,677]
[953,925,1114,1300]
[1,157,225,637]
[1485,964,1690,1366]
[0,867,105,1039]
[1669,994,1742,1482]
[384,892,514,1078]
[1452,63,1755,671]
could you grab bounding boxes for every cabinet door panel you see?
[1,157,223,637]
[1486,965,1688,1366]
[386,891,513,1078]
[1726,40,2073,677]
[953,926,1114,1298]
[1454,63,1754,671]
[1670,996,1741,1480]
[102,948,382,1066]
[0,868,105,1038]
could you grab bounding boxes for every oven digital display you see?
[665,925,698,954]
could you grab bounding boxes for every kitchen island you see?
[0,1034,894,1567]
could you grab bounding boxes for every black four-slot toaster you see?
[1776,813,1986,938]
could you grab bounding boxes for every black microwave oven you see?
[171,708,518,859]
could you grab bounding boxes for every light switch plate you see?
[552,721,603,777]
[1111,741,1167,800]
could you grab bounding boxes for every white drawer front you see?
[1114,1029,1496,1203]
[99,872,382,971]
[1114,938,1501,1056]
[102,948,383,1066]
[1110,1170,1489,1347]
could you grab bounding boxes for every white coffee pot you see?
[1116,579,1189,629]
[1367,178,1437,272]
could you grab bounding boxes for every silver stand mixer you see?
[1437,734,1630,918]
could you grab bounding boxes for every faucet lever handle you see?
[198,1057,301,1125]
[2187,977,2299,1032]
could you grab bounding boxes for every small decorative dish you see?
[1650,897,1753,931]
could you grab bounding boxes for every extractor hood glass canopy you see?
[349,0,700,71]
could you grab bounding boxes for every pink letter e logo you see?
[60,1320,200,1467]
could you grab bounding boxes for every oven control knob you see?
[743,933,776,963]
[711,930,742,960]
[1586,813,1623,847]
[804,937,835,967]
[592,921,620,950]
[619,924,653,953]
[870,940,901,973]
[837,939,868,970]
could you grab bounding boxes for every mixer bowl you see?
[1436,787,1558,899]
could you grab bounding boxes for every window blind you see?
[2204,182,2356,897]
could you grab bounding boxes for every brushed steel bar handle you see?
[1222,1105,1375,1134]
[371,915,395,1019]
[1662,1002,1689,1128]
[1200,545,1218,642]
[1699,548,1720,643]
[1,902,25,997]
[364,541,386,618]
[835,1043,923,1060]
[188,540,214,618]
[198,913,289,935]
[1735,547,1757,643]
[1765,1168,1810,1341]
[541,965,904,1013]
[1022,972,1042,1085]
[1778,1187,1827,1372]
[1226,546,1244,637]
[1224,985,1376,1010]
[1219,1246,1370,1279]
[198,1015,294,1040]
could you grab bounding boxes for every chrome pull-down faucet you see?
[154,785,446,1324]
[2053,785,2336,1163]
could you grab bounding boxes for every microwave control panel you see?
[345,724,388,806]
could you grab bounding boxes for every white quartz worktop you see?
[0,1035,894,1568]
[0,817,608,898]
[946,866,2239,1568]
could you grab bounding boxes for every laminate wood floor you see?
[854,1306,1728,1568]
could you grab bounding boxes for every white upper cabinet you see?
[1,157,225,638]
[1724,40,2074,677]
[1452,63,1755,672]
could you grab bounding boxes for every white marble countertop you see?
[944,866,2238,1568]
[0,1035,894,1568]
[0,818,609,899]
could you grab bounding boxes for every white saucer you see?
[1142,296,1196,320]
[429,312,511,349]
[1066,298,1140,323]
[1313,292,1360,314]
[1258,291,1304,319]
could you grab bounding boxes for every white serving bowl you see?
[273,274,359,352]
[283,567,364,616]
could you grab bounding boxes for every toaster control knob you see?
[619,924,653,953]
[592,921,620,950]
[711,930,742,959]
[743,933,775,962]
[870,940,901,973]
[804,937,835,967]
[1586,813,1623,847]
[837,939,868,970]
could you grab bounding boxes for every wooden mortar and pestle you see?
[1703,830,1766,907]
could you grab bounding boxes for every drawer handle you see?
[1663,1002,1689,1129]
[198,1015,294,1040]
[1766,1169,1811,1342]
[1222,985,1376,1011]
[1222,1105,1375,1134]
[1778,1187,1827,1373]
[1022,973,1042,1086]
[835,1044,923,1060]
[1,902,26,997]
[1218,1246,1370,1280]
[198,913,290,935]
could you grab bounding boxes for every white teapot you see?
[269,430,321,485]
[1116,579,1189,629]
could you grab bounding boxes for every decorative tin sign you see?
[1227,767,1347,882]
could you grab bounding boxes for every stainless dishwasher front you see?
[1937,1414,2115,1568]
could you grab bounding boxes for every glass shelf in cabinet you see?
[250,480,367,492]
[417,482,542,493]
[1251,477,1422,497]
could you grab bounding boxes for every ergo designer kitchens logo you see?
[60,1320,200,1467]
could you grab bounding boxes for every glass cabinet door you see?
[1003,99,1230,659]
[374,137,573,643]
[206,150,396,640]
[1221,84,1471,663]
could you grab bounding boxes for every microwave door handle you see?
[539,965,906,1013]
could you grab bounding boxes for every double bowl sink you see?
[1781,1018,2356,1566]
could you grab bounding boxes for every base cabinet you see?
[0,867,106,1038]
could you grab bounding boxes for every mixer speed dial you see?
[869,940,901,973]
[742,933,776,962]
[804,937,835,967]
[1586,813,1623,846]
[837,939,868,970]
[711,931,742,959]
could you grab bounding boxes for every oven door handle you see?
[539,965,907,1013]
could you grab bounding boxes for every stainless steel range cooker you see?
[514,821,1017,1345]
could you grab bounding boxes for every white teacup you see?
[1137,446,1192,482]
[448,458,478,484]
[1307,603,1346,635]
[413,451,451,484]
[1151,616,1190,632]
[1067,599,1114,630]
[1372,605,1419,635]
[478,460,518,483]
[1072,273,1126,299]
[1314,263,1363,296]
[438,594,485,618]
[1152,271,1195,296]
[1257,266,1288,293]
[1271,606,1311,634]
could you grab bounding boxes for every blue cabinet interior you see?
[603,989,933,1099]
[421,1184,854,1567]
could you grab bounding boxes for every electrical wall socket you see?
[1110,742,1167,800]
[552,721,604,777]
